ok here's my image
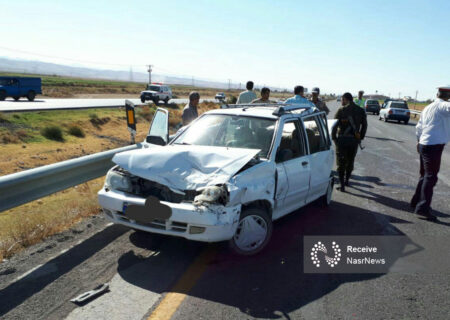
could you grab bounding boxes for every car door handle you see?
[302,161,308,166]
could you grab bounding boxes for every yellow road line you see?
[147,246,217,320]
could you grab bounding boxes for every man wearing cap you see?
[285,85,315,108]
[237,81,257,104]
[410,86,450,221]
[354,90,365,109]
[310,87,330,115]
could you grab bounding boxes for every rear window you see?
[390,102,408,109]
[367,100,379,105]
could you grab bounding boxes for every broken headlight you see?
[194,185,227,206]
[105,169,132,193]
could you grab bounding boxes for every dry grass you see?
[0,102,219,260]
[0,179,103,260]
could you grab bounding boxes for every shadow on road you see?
[0,224,130,317]
[365,135,404,143]
[118,201,416,319]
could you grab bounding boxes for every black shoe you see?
[425,215,438,222]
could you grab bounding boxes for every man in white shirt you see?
[285,85,315,108]
[410,87,450,221]
[237,81,257,104]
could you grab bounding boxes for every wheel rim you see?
[326,181,333,204]
[233,215,268,252]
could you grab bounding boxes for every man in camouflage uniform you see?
[332,92,368,191]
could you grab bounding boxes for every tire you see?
[164,97,169,105]
[404,120,409,125]
[229,207,272,256]
[397,120,401,124]
[141,97,146,103]
[153,98,159,106]
[13,96,20,101]
[27,91,36,101]
[318,178,334,207]
[0,90,6,101]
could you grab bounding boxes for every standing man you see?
[354,90,365,109]
[285,85,315,108]
[251,87,273,104]
[310,87,330,115]
[332,92,368,191]
[410,86,450,221]
[237,81,257,104]
[182,91,200,126]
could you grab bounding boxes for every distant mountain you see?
[0,57,285,91]
[0,57,235,89]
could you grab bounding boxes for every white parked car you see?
[140,83,172,105]
[98,104,335,255]
[379,100,410,124]
[215,92,226,101]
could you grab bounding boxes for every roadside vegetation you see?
[0,102,219,260]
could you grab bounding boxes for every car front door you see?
[145,108,169,146]
[8,78,20,97]
[273,118,311,219]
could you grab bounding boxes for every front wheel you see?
[27,91,36,101]
[229,207,272,255]
[164,97,169,105]
[140,97,146,103]
[13,96,20,101]
[153,98,159,106]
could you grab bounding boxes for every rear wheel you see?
[27,91,36,101]
[229,207,272,255]
[153,98,159,106]
[0,90,6,101]
[318,178,334,207]
[164,97,169,104]
[13,96,20,101]
[404,120,409,125]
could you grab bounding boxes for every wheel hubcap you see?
[234,215,268,252]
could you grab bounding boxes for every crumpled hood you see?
[112,145,260,192]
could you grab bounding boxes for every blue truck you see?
[0,76,42,101]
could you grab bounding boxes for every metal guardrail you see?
[0,143,143,213]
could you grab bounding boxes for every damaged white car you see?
[98,104,334,255]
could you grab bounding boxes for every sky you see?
[1,0,449,100]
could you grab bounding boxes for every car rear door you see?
[145,108,169,146]
[302,113,333,203]
[273,118,310,218]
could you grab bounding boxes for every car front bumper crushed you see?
[98,188,241,242]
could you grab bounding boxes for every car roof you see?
[204,105,314,120]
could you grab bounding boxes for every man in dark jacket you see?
[182,91,200,126]
[332,92,368,191]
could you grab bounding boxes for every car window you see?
[173,114,276,159]
[303,115,328,154]
[148,109,168,143]
[367,100,379,105]
[391,102,408,109]
[277,120,306,162]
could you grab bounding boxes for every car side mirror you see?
[276,149,293,162]
[146,135,166,146]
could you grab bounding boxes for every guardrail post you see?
[125,100,136,144]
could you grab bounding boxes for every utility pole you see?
[192,76,195,87]
[129,66,133,82]
[414,90,418,110]
[228,79,231,91]
[147,65,153,84]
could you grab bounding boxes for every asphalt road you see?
[0,100,449,320]
[0,98,215,112]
